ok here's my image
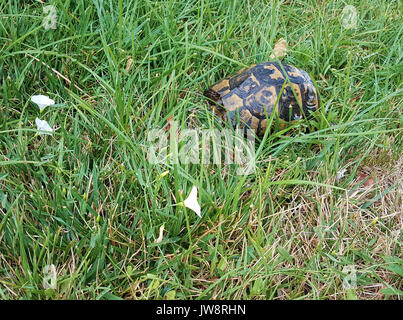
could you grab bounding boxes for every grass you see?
[0,0,402,300]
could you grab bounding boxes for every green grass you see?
[0,0,402,300]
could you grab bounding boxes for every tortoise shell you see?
[204,62,319,136]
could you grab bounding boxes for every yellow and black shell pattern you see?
[204,62,319,136]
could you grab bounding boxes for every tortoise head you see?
[303,81,320,113]
[280,70,320,121]
[296,68,320,116]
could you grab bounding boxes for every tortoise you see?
[204,62,320,136]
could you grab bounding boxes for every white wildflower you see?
[183,186,201,218]
[31,95,55,111]
[337,168,347,180]
[155,224,165,243]
[35,118,53,135]
[341,5,358,29]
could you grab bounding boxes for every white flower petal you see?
[42,264,57,289]
[183,186,201,218]
[341,5,358,30]
[155,224,165,243]
[337,168,347,180]
[31,95,55,111]
[35,117,53,135]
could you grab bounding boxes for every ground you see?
[0,0,402,299]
